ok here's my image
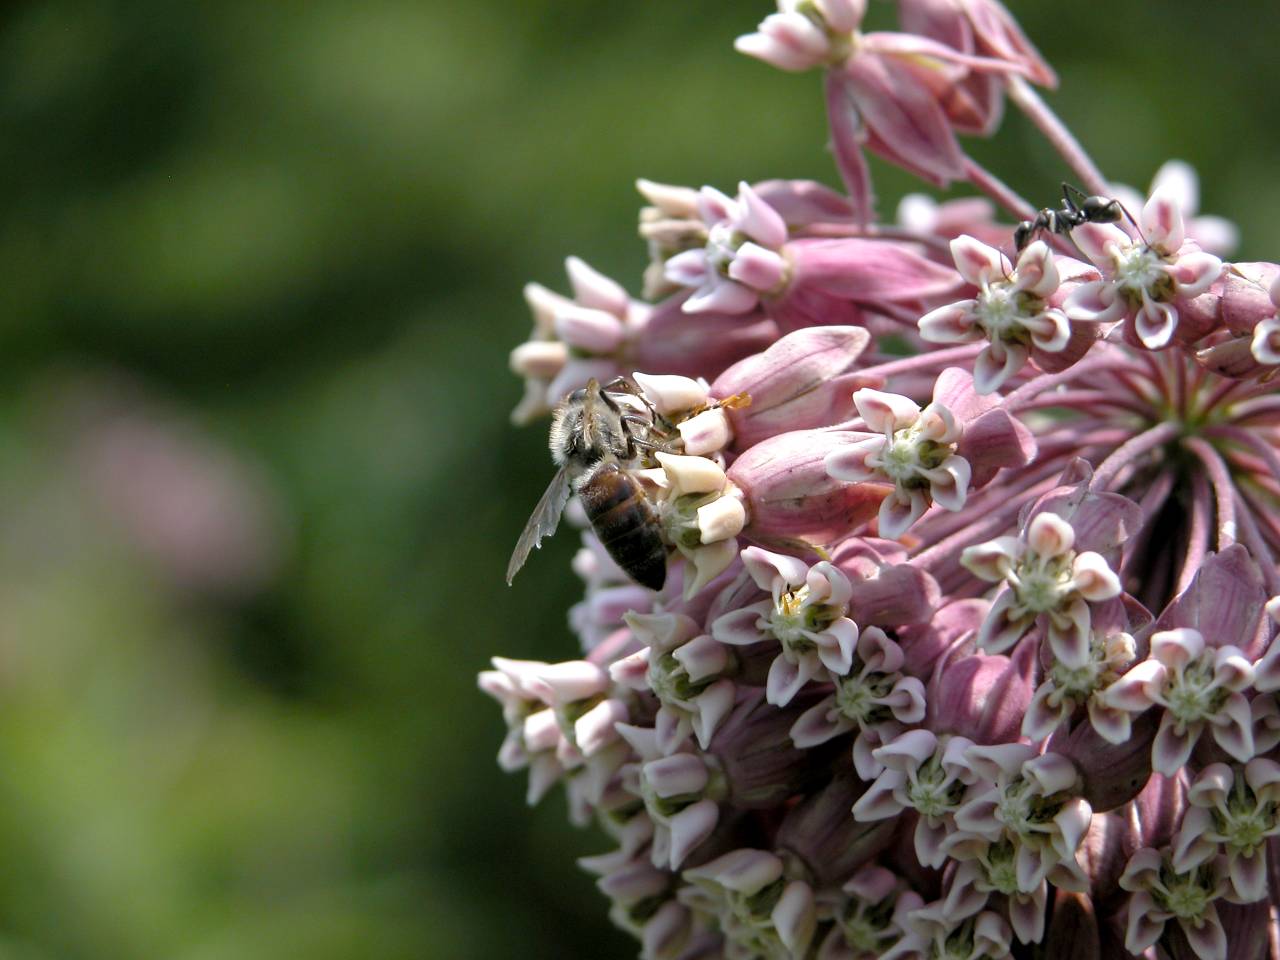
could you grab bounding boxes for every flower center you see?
[975,284,1037,342]
[1217,782,1277,856]
[1113,243,1174,303]
[984,841,1021,895]
[1156,865,1213,921]
[705,222,742,276]
[877,424,953,487]
[1163,656,1225,727]
[908,752,965,818]
[1013,553,1073,612]
[834,670,894,724]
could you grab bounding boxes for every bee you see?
[507,377,675,590]
[1014,182,1124,253]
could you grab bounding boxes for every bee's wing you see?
[506,466,573,584]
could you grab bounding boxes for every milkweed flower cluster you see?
[482,2,1280,957]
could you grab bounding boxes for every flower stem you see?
[1092,422,1180,489]
[1005,75,1110,196]
[1183,436,1237,549]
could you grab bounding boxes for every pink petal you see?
[1152,712,1200,776]
[842,53,967,187]
[1177,908,1225,960]
[817,618,858,675]
[742,545,811,591]
[666,799,720,869]
[1171,250,1223,297]
[1102,659,1166,712]
[566,256,630,316]
[878,488,927,539]
[736,181,789,249]
[918,300,983,343]
[1210,692,1255,762]
[683,276,759,315]
[1024,308,1071,352]
[710,604,770,646]
[1071,222,1130,267]
[1024,683,1068,740]
[824,436,885,483]
[766,654,811,706]
[789,697,851,748]
[1142,189,1186,251]
[1229,847,1267,903]
[728,241,789,292]
[1012,240,1060,297]
[853,388,921,433]
[950,234,1009,286]
[921,456,970,511]
[1124,892,1166,953]
[1133,298,1178,349]
[973,340,1026,394]
[1064,279,1127,324]
[664,248,709,287]
[851,772,904,821]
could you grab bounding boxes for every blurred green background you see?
[0,1,1275,957]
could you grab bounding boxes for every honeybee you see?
[507,377,675,590]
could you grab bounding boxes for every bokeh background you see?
[0,1,1276,957]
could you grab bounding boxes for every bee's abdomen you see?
[578,464,667,591]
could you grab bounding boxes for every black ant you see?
[1014,183,1127,253]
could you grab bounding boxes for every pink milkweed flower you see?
[854,729,980,867]
[1109,159,1240,258]
[645,452,747,599]
[936,843,1049,944]
[951,744,1093,893]
[880,905,1012,960]
[961,510,1122,660]
[787,625,928,778]
[897,0,1058,94]
[1173,760,1280,903]
[917,237,1095,394]
[610,611,738,753]
[825,387,971,539]
[710,547,859,707]
[680,848,818,959]
[813,865,923,960]
[665,182,791,315]
[1101,627,1256,776]
[1064,188,1224,350]
[1023,622,1137,742]
[1119,847,1238,960]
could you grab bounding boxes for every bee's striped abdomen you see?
[578,463,667,590]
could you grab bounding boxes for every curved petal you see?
[918,299,983,343]
[950,234,1010,286]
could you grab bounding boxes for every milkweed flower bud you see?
[727,429,889,544]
